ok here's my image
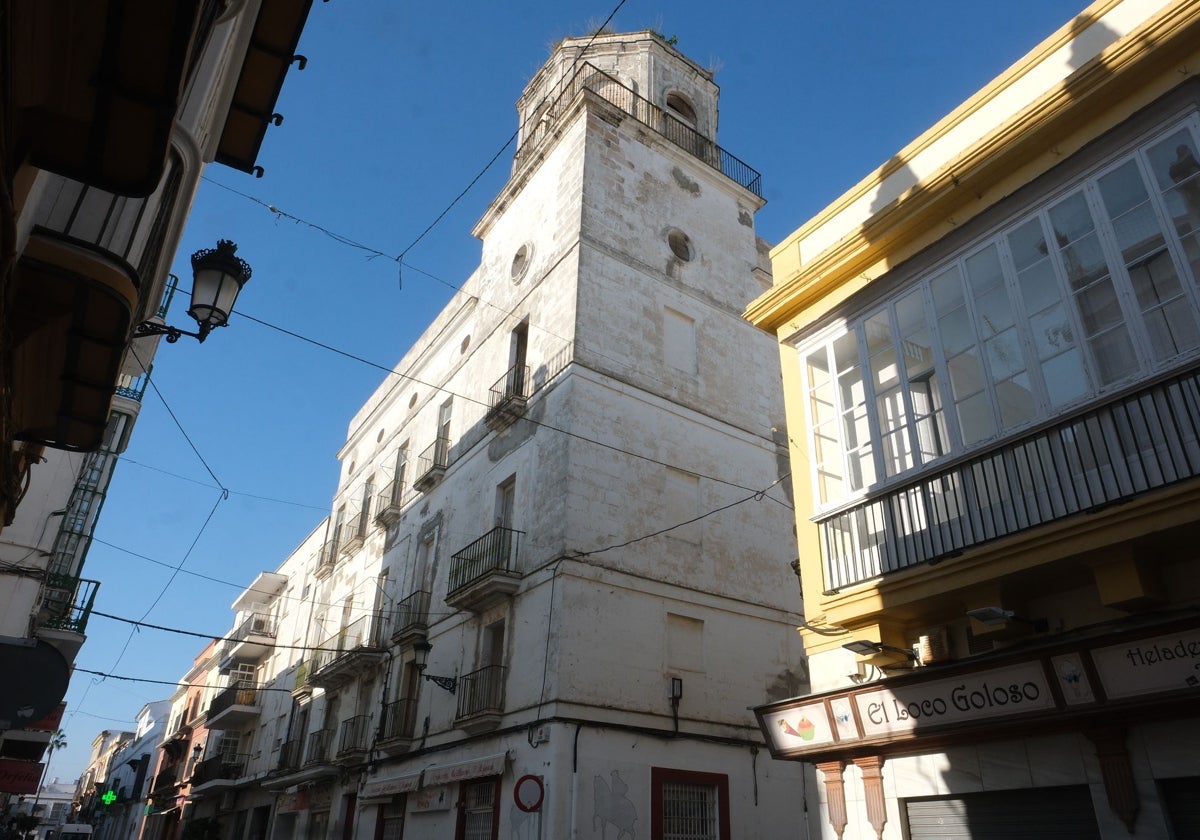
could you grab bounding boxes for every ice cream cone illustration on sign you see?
[779,716,816,741]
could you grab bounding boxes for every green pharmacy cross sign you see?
[101,790,117,805]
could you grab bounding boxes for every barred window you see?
[651,768,729,840]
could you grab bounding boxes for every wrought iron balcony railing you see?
[207,680,259,719]
[337,715,371,757]
[151,768,177,793]
[338,509,369,555]
[448,527,523,595]
[277,738,303,772]
[315,539,338,577]
[41,576,99,634]
[486,364,530,426]
[392,590,430,639]
[311,614,385,674]
[375,478,411,525]
[191,753,247,786]
[456,665,506,720]
[380,699,418,742]
[514,62,762,198]
[304,728,334,766]
[413,438,451,491]
[821,366,1200,591]
[230,612,277,643]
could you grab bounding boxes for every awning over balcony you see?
[8,0,204,196]
[216,0,315,173]
[11,230,137,451]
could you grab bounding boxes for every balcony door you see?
[509,322,528,395]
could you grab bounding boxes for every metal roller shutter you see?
[904,785,1100,840]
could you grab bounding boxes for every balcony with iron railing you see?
[375,477,411,527]
[150,767,178,794]
[413,438,450,492]
[189,752,248,794]
[205,680,260,730]
[266,728,338,790]
[219,613,277,670]
[335,715,371,765]
[486,364,530,430]
[455,665,506,734]
[314,539,338,579]
[338,508,370,557]
[38,577,100,662]
[820,366,1200,593]
[276,738,303,773]
[377,699,419,755]
[304,728,334,767]
[446,527,523,612]
[514,62,762,198]
[391,590,431,646]
[309,614,387,688]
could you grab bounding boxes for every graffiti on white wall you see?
[593,770,637,840]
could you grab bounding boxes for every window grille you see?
[462,780,497,840]
[662,781,719,840]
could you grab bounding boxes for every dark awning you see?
[215,0,315,173]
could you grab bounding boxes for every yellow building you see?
[748,2,1200,838]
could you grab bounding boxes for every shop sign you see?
[275,791,309,813]
[761,701,838,752]
[360,773,421,799]
[422,752,508,787]
[307,785,333,811]
[855,661,1054,737]
[1091,628,1200,699]
[412,786,451,812]
[0,760,43,794]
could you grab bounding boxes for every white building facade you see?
[182,31,808,840]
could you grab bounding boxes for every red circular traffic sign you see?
[514,774,544,813]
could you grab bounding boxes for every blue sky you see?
[53,0,1087,780]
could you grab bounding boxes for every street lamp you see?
[133,240,252,343]
[412,640,457,694]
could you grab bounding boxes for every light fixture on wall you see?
[966,607,1048,632]
[133,240,252,343]
[412,640,457,694]
[668,677,683,734]
[842,640,919,662]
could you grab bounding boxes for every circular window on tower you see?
[460,334,471,354]
[409,393,418,409]
[511,243,533,284]
[667,229,693,262]
[376,428,385,443]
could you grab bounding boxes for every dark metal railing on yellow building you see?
[821,366,1200,591]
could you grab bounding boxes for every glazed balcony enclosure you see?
[445,526,523,612]
[821,366,1200,592]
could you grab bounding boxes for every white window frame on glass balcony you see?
[795,113,1200,515]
